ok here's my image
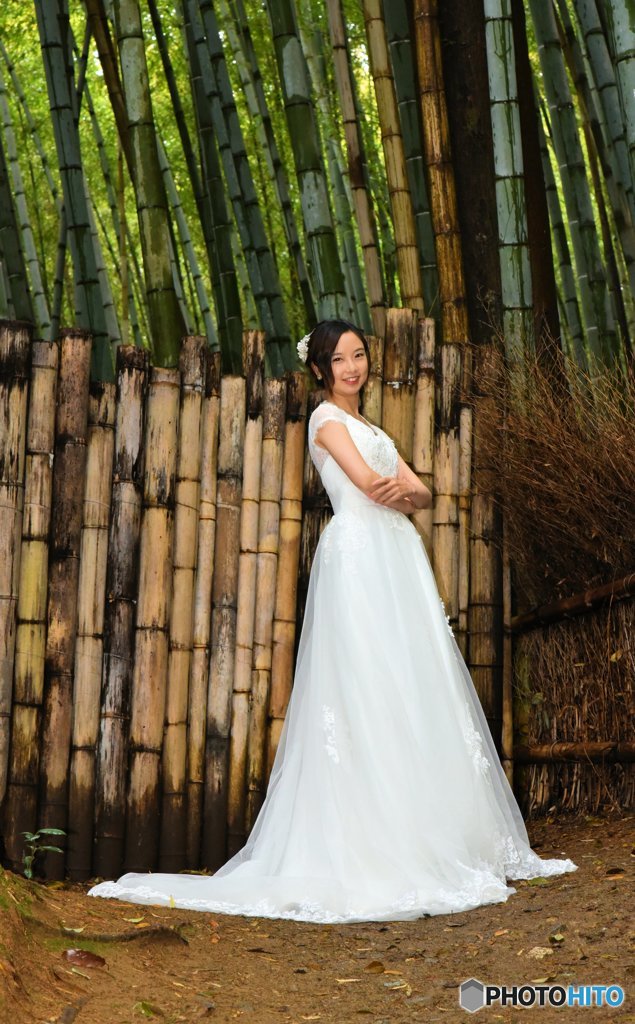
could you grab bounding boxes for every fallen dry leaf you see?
[62,949,106,969]
[526,947,554,960]
[364,961,385,974]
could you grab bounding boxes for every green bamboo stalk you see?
[232,226,259,329]
[538,104,586,367]
[301,24,371,331]
[528,0,616,368]
[0,39,61,212]
[73,23,121,353]
[50,209,67,343]
[219,0,317,326]
[147,0,205,210]
[34,0,113,378]
[362,0,424,313]
[92,197,141,347]
[0,130,33,322]
[556,0,635,296]
[82,77,143,346]
[157,136,217,348]
[186,0,283,372]
[483,0,534,362]
[325,0,386,333]
[0,257,11,318]
[167,215,195,335]
[376,189,397,306]
[383,0,439,321]
[582,113,633,357]
[328,138,369,326]
[84,0,133,175]
[84,175,121,349]
[112,0,186,367]
[1,32,140,346]
[266,0,349,321]
[198,0,292,373]
[602,0,635,216]
[0,62,50,335]
[573,0,635,227]
[183,1,243,372]
[294,22,356,320]
[148,0,229,350]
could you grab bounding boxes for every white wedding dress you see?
[88,400,577,923]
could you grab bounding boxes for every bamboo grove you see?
[0,0,634,873]
[0,0,634,379]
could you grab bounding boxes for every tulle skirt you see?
[88,503,577,923]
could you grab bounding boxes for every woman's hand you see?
[366,476,416,510]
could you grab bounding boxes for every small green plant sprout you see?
[20,828,66,879]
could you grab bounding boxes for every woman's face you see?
[324,331,369,400]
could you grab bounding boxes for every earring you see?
[317,375,322,381]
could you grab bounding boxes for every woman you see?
[89,319,577,923]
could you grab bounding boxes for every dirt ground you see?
[0,812,632,1024]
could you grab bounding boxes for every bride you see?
[88,319,577,923]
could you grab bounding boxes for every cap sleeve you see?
[308,402,348,448]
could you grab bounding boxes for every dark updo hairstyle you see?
[306,319,370,396]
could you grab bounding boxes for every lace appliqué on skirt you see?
[385,508,408,530]
[461,700,492,778]
[492,834,578,880]
[322,704,340,763]
[321,510,368,574]
[439,597,454,637]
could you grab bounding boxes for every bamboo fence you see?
[0,313,630,878]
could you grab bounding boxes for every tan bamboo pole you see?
[468,343,504,729]
[457,400,473,656]
[362,332,384,424]
[245,376,287,834]
[414,0,471,631]
[511,570,635,632]
[268,372,308,773]
[125,366,180,871]
[380,309,416,465]
[38,328,92,878]
[0,320,31,811]
[93,346,148,879]
[297,390,331,628]
[501,512,513,785]
[326,0,386,336]
[1,338,57,868]
[159,337,206,871]
[411,317,435,554]
[202,375,246,871]
[362,0,424,311]
[67,383,116,879]
[514,741,635,764]
[226,332,265,858]
[186,349,221,868]
[432,344,461,628]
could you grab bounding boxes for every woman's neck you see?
[324,393,360,416]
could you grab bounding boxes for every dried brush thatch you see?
[514,601,634,816]
[474,350,635,610]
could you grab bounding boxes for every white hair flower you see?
[297,333,311,363]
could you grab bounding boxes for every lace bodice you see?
[307,401,399,514]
